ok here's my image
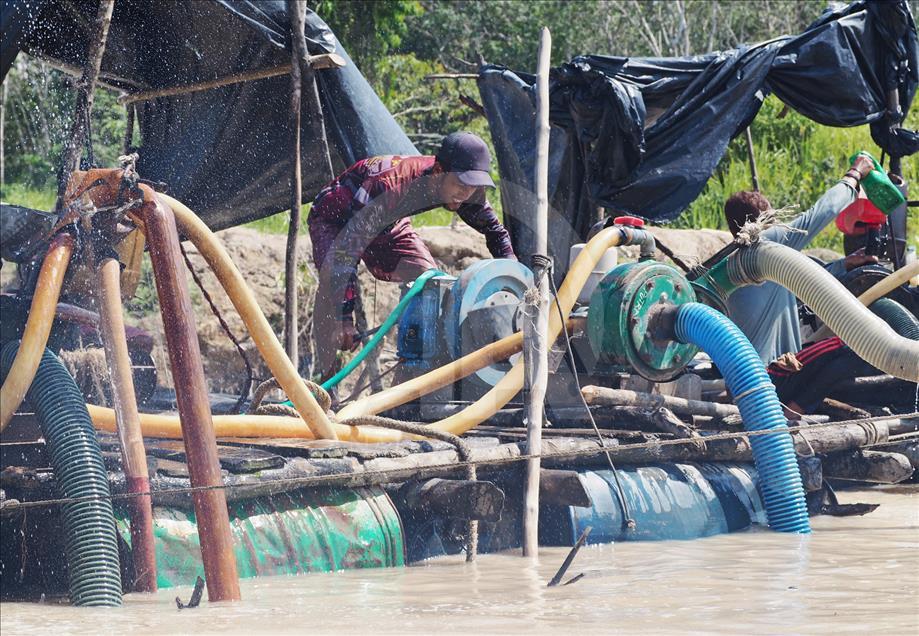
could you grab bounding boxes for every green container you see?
[115,486,405,588]
[850,151,906,214]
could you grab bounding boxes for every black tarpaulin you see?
[1,0,416,230]
[479,0,918,265]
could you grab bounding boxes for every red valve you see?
[613,215,645,228]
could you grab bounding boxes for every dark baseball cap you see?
[436,132,495,188]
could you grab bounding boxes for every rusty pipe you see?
[143,189,240,602]
[157,193,338,441]
[96,256,157,592]
[1,233,74,430]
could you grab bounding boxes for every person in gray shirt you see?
[724,153,878,365]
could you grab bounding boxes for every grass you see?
[673,96,918,252]
[0,182,56,211]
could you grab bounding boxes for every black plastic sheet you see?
[1,0,416,229]
[478,0,918,264]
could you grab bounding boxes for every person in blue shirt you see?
[724,153,878,366]
[723,153,887,416]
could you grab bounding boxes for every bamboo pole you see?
[581,385,740,420]
[55,0,115,212]
[284,0,306,367]
[522,26,552,558]
[143,190,240,602]
[121,103,134,155]
[744,127,760,192]
[117,55,345,105]
[96,257,157,592]
[886,88,905,269]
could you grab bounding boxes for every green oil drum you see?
[114,486,404,588]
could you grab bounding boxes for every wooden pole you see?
[122,103,135,155]
[284,0,306,367]
[522,26,552,558]
[97,257,157,592]
[1,80,6,192]
[143,190,240,602]
[117,56,345,105]
[886,88,905,269]
[581,385,740,420]
[55,0,115,211]
[744,126,760,192]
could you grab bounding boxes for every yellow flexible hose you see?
[156,193,338,441]
[1,234,74,430]
[810,261,919,341]
[338,322,563,420]
[856,261,919,306]
[86,227,628,442]
[425,226,626,436]
[87,404,404,443]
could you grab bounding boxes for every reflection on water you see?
[2,486,917,635]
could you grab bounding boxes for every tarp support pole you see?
[55,0,115,211]
[122,103,134,155]
[523,26,551,558]
[744,127,760,192]
[285,0,307,367]
[117,56,345,105]
[886,88,904,270]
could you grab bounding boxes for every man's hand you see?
[337,319,359,352]
[849,152,876,180]
[843,250,879,271]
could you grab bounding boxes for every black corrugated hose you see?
[1,341,122,606]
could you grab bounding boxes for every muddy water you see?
[3,485,917,635]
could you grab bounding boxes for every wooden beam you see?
[55,0,115,210]
[118,54,346,105]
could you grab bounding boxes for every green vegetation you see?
[678,97,919,251]
[1,0,915,250]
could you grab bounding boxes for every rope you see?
[247,377,331,415]
[179,242,255,414]
[548,266,635,531]
[2,413,915,514]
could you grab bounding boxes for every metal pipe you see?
[96,256,157,592]
[0,233,73,430]
[143,188,240,602]
[159,193,338,440]
[523,25,552,558]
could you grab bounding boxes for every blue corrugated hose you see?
[1,342,123,605]
[674,303,811,533]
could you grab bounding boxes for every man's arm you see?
[456,191,515,259]
[763,181,856,250]
[764,154,875,250]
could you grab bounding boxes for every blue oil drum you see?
[569,463,767,543]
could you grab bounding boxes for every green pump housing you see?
[587,261,699,381]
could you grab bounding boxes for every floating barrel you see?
[114,487,404,587]
[565,463,766,543]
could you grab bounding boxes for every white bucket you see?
[569,243,619,304]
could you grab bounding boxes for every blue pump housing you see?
[397,275,455,361]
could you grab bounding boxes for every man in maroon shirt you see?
[309,132,515,381]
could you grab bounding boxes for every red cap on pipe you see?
[613,215,645,228]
